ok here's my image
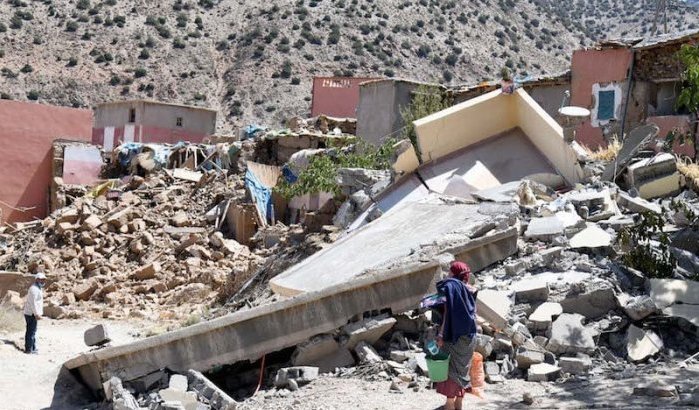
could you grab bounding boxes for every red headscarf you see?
[450,261,471,283]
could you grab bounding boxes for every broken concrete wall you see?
[414,89,583,187]
[356,79,443,146]
[414,89,518,163]
[65,260,442,394]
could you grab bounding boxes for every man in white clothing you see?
[23,272,45,354]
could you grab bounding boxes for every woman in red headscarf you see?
[435,261,478,410]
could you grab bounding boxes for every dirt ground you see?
[240,366,699,410]
[0,317,696,410]
[0,318,147,410]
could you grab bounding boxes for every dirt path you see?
[0,318,147,410]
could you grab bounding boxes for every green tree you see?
[400,85,451,156]
[675,44,699,157]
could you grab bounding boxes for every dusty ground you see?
[0,317,696,410]
[0,318,147,410]
[239,365,699,410]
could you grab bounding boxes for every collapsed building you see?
[3,87,685,409]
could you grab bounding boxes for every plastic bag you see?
[469,352,487,399]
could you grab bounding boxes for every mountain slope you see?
[0,0,697,131]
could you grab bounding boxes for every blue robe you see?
[437,278,477,344]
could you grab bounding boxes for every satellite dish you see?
[558,106,591,118]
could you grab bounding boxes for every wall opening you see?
[176,117,183,127]
[128,108,136,123]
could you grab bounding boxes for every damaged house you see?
[572,29,699,155]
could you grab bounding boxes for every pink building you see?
[0,101,92,223]
[311,77,379,118]
[571,30,699,156]
[92,100,217,149]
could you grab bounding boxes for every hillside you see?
[0,0,697,132]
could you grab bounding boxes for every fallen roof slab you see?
[65,260,442,395]
[271,199,518,296]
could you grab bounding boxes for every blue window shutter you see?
[597,90,615,121]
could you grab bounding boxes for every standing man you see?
[23,272,46,354]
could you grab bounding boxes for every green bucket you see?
[425,352,450,382]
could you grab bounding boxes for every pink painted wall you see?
[571,48,633,149]
[62,145,103,185]
[0,101,92,223]
[647,115,695,158]
[93,125,208,146]
[311,77,379,118]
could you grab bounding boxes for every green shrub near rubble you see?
[618,212,677,279]
[400,85,452,156]
[275,138,396,200]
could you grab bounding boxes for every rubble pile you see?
[0,170,268,321]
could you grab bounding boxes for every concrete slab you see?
[527,363,561,382]
[65,260,444,395]
[559,283,616,319]
[525,212,582,240]
[649,279,699,308]
[627,324,663,362]
[291,335,355,373]
[546,313,596,354]
[616,191,662,214]
[272,200,517,296]
[420,129,557,198]
[342,315,396,349]
[528,302,563,330]
[559,355,592,375]
[569,224,613,249]
[477,290,512,329]
[662,304,699,327]
[602,124,658,182]
[511,278,549,303]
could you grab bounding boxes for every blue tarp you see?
[245,168,273,222]
[243,124,264,140]
[117,143,144,166]
[282,164,298,184]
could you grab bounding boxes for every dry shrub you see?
[584,137,621,162]
[0,301,24,333]
[677,159,699,192]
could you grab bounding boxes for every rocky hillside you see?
[0,0,697,132]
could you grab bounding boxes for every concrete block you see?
[546,313,596,354]
[569,224,613,250]
[616,191,661,214]
[473,334,494,358]
[187,370,237,410]
[560,283,616,319]
[511,279,549,303]
[528,302,562,331]
[159,388,198,409]
[132,262,161,281]
[342,315,396,349]
[558,355,591,375]
[355,341,383,363]
[616,294,657,321]
[84,324,111,347]
[626,324,663,362]
[389,350,413,363]
[515,348,545,369]
[649,278,699,308]
[292,335,355,373]
[525,212,581,241]
[476,290,512,330]
[81,214,103,230]
[527,363,561,382]
[169,374,188,392]
[274,367,319,388]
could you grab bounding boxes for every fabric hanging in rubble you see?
[245,169,272,223]
[245,162,282,224]
[117,143,143,167]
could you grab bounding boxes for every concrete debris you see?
[355,341,383,363]
[476,290,512,330]
[617,294,657,321]
[546,314,596,354]
[274,367,319,388]
[558,355,592,375]
[511,278,549,303]
[292,335,355,373]
[515,347,545,369]
[568,224,613,250]
[187,370,237,410]
[616,191,662,214]
[342,315,397,349]
[633,384,678,398]
[84,324,111,347]
[527,363,561,382]
[626,324,663,362]
[528,302,563,331]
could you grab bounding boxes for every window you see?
[597,90,616,121]
[128,108,136,123]
[176,117,183,127]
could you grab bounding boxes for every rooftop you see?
[95,99,217,113]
